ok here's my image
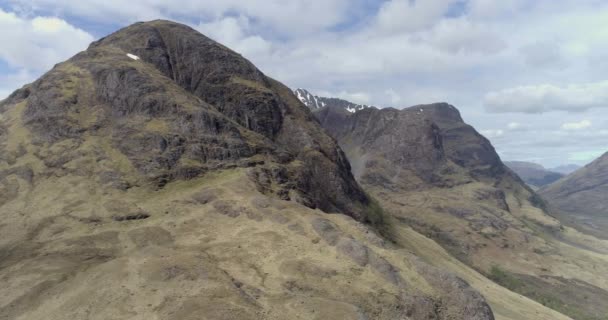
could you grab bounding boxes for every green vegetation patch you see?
[488,265,608,320]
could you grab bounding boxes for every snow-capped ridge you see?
[293,88,373,113]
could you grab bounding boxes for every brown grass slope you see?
[314,103,608,320]
[540,152,608,240]
[0,20,506,320]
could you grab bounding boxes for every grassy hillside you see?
[313,103,608,320]
[540,152,608,239]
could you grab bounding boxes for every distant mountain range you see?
[301,90,608,320]
[550,164,581,175]
[294,88,372,113]
[504,161,564,189]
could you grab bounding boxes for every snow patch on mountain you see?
[126,53,140,60]
[294,88,373,113]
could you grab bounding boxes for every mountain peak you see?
[407,102,464,124]
[1,19,374,220]
[294,88,372,113]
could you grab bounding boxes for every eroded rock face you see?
[411,257,495,320]
[2,20,370,220]
[89,21,284,139]
[314,103,520,190]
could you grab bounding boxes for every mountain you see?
[0,20,505,320]
[313,103,608,320]
[504,161,564,189]
[294,88,371,112]
[550,164,581,175]
[540,152,608,239]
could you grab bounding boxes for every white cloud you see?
[196,16,272,57]
[8,0,353,36]
[568,149,605,162]
[385,89,402,105]
[484,81,608,113]
[338,91,371,105]
[519,41,566,69]
[561,119,592,130]
[428,18,506,55]
[0,9,94,71]
[468,0,528,19]
[375,0,456,33]
[316,90,371,105]
[0,68,35,100]
[480,129,504,138]
[507,122,522,130]
[0,10,93,99]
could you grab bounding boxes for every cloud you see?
[507,122,523,130]
[0,68,35,100]
[337,91,371,105]
[0,9,94,71]
[375,0,456,33]
[467,0,528,19]
[568,149,605,162]
[8,0,354,36]
[428,17,506,55]
[316,90,371,105]
[0,9,93,99]
[519,41,566,69]
[196,16,272,57]
[561,119,592,130]
[483,81,608,113]
[385,89,402,105]
[480,129,504,138]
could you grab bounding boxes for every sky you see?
[0,0,607,168]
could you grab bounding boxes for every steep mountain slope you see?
[0,20,506,320]
[294,88,371,112]
[314,103,608,320]
[504,161,564,189]
[0,20,372,221]
[540,152,608,239]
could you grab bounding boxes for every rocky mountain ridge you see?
[0,20,504,320]
[294,88,372,113]
[540,152,608,239]
[310,100,608,320]
[2,19,607,320]
[0,21,374,221]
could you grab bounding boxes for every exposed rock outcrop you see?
[310,99,608,320]
[3,20,370,219]
[314,103,518,190]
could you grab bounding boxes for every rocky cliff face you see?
[311,102,608,320]
[0,20,502,320]
[314,103,517,190]
[0,20,371,220]
[540,152,608,238]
